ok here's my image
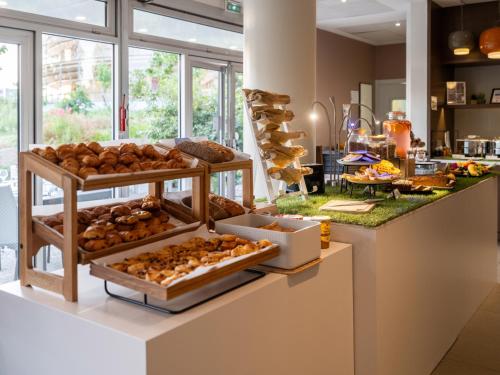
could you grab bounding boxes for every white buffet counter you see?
[0,243,354,375]
[332,177,498,375]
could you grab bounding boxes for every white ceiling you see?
[316,0,411,46]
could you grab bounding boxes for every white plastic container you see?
[215,214,321,269]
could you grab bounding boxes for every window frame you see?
[129,1,243,62]
[0,0,116,36]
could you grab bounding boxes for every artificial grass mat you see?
[275,175,493,228]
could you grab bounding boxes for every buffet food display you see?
[450,161,490,177]
[34,195,199,263]
[32,142,188,178]
[244,88,312,200]
[107,234,273,287]
[90,226,280,301]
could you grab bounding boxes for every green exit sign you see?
[225,0,241,14]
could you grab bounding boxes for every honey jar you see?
[305,215,331,249]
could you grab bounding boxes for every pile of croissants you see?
[32,142,188,179]
[39,195,176,252]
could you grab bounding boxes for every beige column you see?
[243,0,317,198]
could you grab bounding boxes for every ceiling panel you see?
[317,0,408,45]
[316,0,392,21]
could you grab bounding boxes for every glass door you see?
[190,59,243,199]
[0,28,33,283]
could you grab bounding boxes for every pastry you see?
[133,210,153,220]
[268,166,313,185]
[142,195,161,211]
[115,215,139,225]
[99,150,118,166]
[108,234,273,286]
[78,167,98,179]
[208,194,245,217]
[259,143,307,158]
[111,205,131,218]
[98,164,115,174]
[81,154,101,167]
[119,143,141,156]
[139,161,153,171]
[92,206,109,217]
[53,225,64,234]
[73,143,93,156]
[84,239,108,252]
[115,164,132,173]
[56,145,76,160]
[87,141,104,155]
[119,230,140,242]
[105,231,123,246]
[242,89,290,106]
[258,221,295,232]
[83,225,107,240]
[77,210,94,225]
[59,158,80,175]
[175,140,234,163]
[129,162,142,172]
[141,144,162,160]
[37,147,59,163]
[119,153,139,165]
[40,215,62,227]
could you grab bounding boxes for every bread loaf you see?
[176,140,234,163]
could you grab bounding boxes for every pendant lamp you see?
[480,0,500,59]
[448,1,474,56]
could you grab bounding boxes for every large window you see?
[42,34,114,144]
[192,66,221,141]
[133,10,243,51]
[0,0,108,27]
[129,47,180,141]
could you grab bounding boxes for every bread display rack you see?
[243,90,310,203]
[19,148,206,302]
[156,142,254,219]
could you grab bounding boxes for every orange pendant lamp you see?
[480,0,500,59]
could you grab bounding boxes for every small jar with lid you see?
[383,112,412,159]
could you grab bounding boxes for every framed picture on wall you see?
[446,81,466,105]
[490,88,500,104]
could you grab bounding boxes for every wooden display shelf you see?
[19,150,206,302]
[32,199,200,265]
[156,143,254,216]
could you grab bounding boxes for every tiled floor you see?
[432,246,500,375]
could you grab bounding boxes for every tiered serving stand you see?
[19,149,206,302]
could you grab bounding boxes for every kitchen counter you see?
[0,243,354,375]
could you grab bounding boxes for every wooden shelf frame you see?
[19,151,206,302]
[155,144,254,218]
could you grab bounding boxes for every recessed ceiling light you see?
[395,22,401,27]
[229,45,237,50]
[0,1,8,7]
[341,0,347,3]
[137,28,148,33]
[75,15,87,21]
[188,38,197,42]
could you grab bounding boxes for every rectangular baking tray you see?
[215,214,321,270]
[89,225,280,300]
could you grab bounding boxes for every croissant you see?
[265,130,306,144]
[243,89,290,106]
[268,166,313,185]
[259,143,307,158]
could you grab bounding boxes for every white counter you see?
[332,177,498,375]
[0,243,354,375]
